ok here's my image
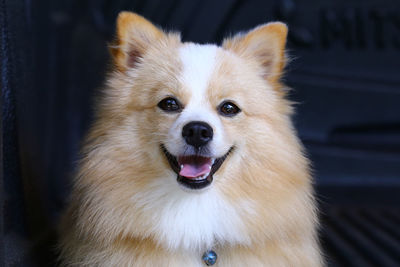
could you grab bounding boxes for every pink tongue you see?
[180,164,211,178]
[178,157,212,179]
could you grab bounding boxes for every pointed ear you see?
[223,22,288,83]
[109,12,165,71]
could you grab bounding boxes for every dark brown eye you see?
[219,101,241,117]
[158,97,182,112]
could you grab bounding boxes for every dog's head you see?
[105,12,290,193]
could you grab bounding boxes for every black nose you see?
[182,121,213,148]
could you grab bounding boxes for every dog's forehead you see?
[175,44,224,140]
[178,43,218,101]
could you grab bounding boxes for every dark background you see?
[1,0,400,266]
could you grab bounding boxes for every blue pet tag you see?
[202,250,217,266]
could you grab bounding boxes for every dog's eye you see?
[158,97,182,112]
[219,101,241,117]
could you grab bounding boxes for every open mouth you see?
[160,145,234,190]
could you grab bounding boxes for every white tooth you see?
[211,158,215,165]
[192,172,211,181]
[208,165,212,170]
[180,164,184,170]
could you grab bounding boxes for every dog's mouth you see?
[160,145,234,190]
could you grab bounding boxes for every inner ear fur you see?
[109,12,165,71]
[223,22,288,84]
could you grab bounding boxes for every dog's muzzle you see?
[160,145,234,190]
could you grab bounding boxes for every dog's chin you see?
[160,145,234,190]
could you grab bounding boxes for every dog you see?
[59,12,322,266]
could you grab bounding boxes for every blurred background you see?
[1,0,400,266]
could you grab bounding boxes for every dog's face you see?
[159,44,238,191]
[107,13,290,193]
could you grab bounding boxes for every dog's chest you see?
[131,180,252,251]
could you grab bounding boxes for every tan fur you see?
[59,12,323,266]
[222,22,288,93]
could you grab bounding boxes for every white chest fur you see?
[130,177,251,252]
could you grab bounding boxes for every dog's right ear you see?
[110,12,164,71]
[222,23,288,85]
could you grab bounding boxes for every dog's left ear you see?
[110,12,165,71]
[223,22,288,84]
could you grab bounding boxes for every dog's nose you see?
[182,121,213,148]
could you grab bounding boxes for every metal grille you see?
[321,207,400,267]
